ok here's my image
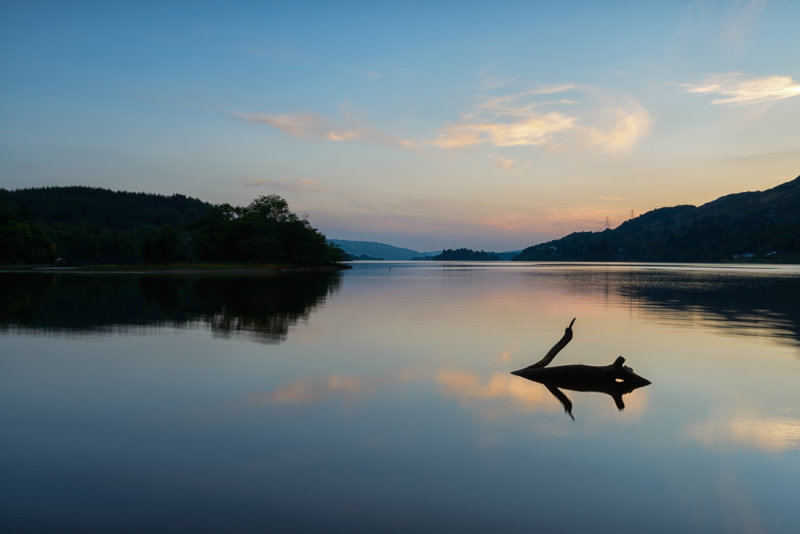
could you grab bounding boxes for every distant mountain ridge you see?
[514,174,800,262]
[329,239,439,260]
[330,239,522,261]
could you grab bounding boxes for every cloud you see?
[477,85,578,116]
[231,84,650,155]
[478,64,517,90]
[585,100,652,154]
[427,85,578,148]
[232,177,335,193]
[231,111,331,137]
[723,0,767,47]
[426,83,650,154]
[682,72,800,105]
[490,155,532,173]
[428,113,575,148]
[230,101,414,149]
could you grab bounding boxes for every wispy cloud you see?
[490,155,531,173]
[723,0,767,47]
[426,84,650,155]
[428,112,576,148]
[231,111,330,138]
[586,99,652,154]
[231,84,650,156]
[230,101,414,149]
[478,64,517,90]
[232,177,335,193]
[427,84,577,148]
[682,72,800,105]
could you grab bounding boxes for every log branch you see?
[545,384,575,420]
[522,317,576,370]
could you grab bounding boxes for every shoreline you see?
[0,263,351,275]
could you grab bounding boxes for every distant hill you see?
[0,186,213,263]
[432,248,500,261]
[514,175,800,262]
[329,239,439,260]
[495,250,522,261]
[331,239,521,261]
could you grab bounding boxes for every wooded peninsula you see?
[0,187,345,267]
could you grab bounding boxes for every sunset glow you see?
[2,1,798,251]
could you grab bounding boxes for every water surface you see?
[2,263,799,532]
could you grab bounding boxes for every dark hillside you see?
[514,175,800,262]
[0,186,212,263]
[0,186,211,230]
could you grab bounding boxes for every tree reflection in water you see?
[0,272,341,343]
[526,269,800,348]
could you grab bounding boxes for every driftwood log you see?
[511,318,651,419]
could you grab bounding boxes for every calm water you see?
[2,263,799,533]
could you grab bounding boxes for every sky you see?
[1,1,799,252]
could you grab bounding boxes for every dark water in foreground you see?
[2,262,799,533]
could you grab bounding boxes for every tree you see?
[188,194,345,265]
[141,224,186,264]
[243,194,297,223]
[0,204,56,264]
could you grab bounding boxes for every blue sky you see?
[2,1,799,251]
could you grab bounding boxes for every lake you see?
[2,262,799,533]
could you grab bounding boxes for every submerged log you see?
[511,318,651,419]
[522,317,575,369]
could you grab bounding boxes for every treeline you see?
[515,175,800,262]
[0,187,211,264]
[0,187,344,266]
[432,248,500,261]
[0,203,56,264]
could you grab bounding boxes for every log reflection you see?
[511,318,651,419]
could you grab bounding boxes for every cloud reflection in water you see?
[686,411,800,453]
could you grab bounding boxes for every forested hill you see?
[329,239,433,260]
[0,186,212,264]
[0,186,212,230]
[514,175,800,262]
[0,187,344,266]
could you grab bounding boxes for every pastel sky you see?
[2,1,799,251]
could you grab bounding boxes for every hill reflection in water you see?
[523,267,800,348]
[0,272,341,343]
